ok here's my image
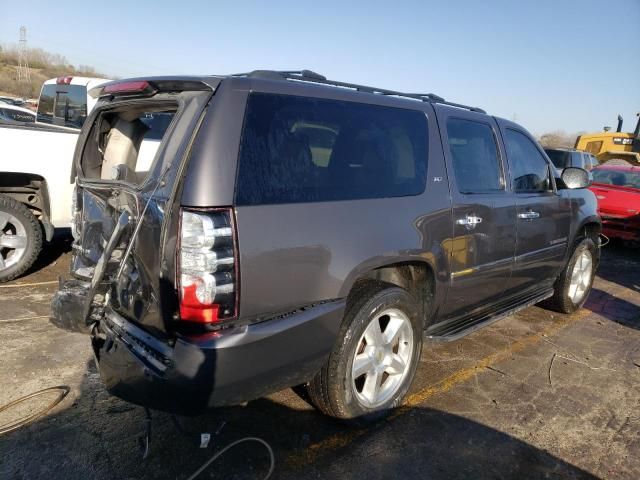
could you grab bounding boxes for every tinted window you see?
[505,129,551,192]
[236,93,428,205]
[0,108,35,122]
[544,149,570,169]
[37,85,55,123]
[140,112,175,141]
[37,84,87,128]
[575,153,587,169]
[446,118,502,193]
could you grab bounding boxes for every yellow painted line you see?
[287,308,592,469]
[0,280,58,289]
[451,268,474,278]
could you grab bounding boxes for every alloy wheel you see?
[568,249,593,304]
[351,308,414,408]
[0,212,28,272]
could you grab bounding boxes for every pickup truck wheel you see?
[546,237,597,314]
[0,195,42,282]
[305,282,422,422]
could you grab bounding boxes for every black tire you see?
[545,237,598,314]
[0,195,42,282]
[305,281,423,422]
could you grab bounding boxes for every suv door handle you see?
[518,211,540,219]
[456,215,483,229]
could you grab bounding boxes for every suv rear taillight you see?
[178,208,237,324]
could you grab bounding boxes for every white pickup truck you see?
[0,76,167,281]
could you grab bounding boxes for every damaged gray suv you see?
[51,70,600,420]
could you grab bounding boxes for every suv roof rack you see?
[232,69,486,114]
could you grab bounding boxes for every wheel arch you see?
[573,216,602,245]
[0,172,53,241]
[341,257,438,330]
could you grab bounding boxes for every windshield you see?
[592,169,640,190]
[544,149,571,169]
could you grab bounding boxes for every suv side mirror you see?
[560,167,591,189]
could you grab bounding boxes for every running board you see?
[424,289,554,343]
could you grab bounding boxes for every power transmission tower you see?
[17,26,32,96]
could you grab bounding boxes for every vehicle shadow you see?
[595,240,640,293]
[585,288,640,330]
[584,240,640,330]
[0,359,597,480]
[17,230,73,280]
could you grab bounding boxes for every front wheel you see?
[305,282,423,422]
[545,237,598,313]
[0,195,43,282]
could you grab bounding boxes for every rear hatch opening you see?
[51,78,218,337]
[81,104,177,185]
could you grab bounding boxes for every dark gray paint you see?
[433,105,517,317]
[50,73,602,413]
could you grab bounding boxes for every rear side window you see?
[446,118,503,193]
[37,84,88,129]
[235,93,428,205]
[505,129,551,193]
[544,149,570,169]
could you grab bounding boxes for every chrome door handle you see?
[456,215,483,229]
[518,211,540,219]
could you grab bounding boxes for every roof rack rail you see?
[233,70,486,114]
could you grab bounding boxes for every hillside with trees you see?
[537,130,583,149]
[0,44,109,98]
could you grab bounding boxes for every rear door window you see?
[235,93,428,205]
[445,118,503,193]
[505,129,552,193]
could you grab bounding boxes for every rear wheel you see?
[545,237,597,313]
[305,282,422,422]
[0,195,42,282]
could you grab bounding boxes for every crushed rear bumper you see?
[90,301,345,415]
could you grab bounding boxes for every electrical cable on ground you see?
[185,436,275,480]
[0,386,70,435]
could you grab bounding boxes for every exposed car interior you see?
[80,105,176,185]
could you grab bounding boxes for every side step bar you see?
[425,289,554,343]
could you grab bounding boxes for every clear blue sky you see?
[1,0,639,134]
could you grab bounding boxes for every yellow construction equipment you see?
[575,114,640,165]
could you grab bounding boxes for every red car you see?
[589,165,640,243]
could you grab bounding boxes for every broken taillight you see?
[178,209,237,324]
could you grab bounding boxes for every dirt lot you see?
[0,236,638,479]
